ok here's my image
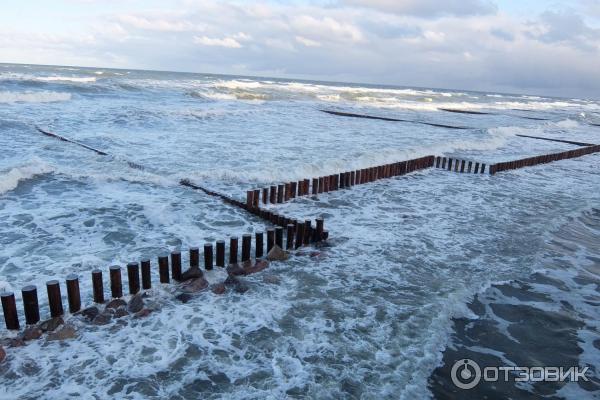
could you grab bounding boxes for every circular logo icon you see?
[451,359,481,390]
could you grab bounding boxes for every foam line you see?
[320,110,470,130]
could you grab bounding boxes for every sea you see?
[0,63,599,399]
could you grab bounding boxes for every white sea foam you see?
[0,91,72,103]
[36,76,97,83]
[0,160,54,195]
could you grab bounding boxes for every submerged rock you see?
[127,293,144,313]
[47,325,77,341]
[267,246,289,261]
[92,312,112,326]
[134,309,152,319]
[0,346,5,363]
[81,306,99,321]
[244,260,269,275]
[263,274,280,285]
[211,283,226,295]
[105,298,127,310]
[181,277,208,293]
[114,306,129,318]
[21,326,43,341]
[226,264,245,276]
[234,282,249,294]
[181,267,204,281]
[175,293,193,303]
[39,317,64,332]
[224,275,240,286]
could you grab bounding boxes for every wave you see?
[36,76,97,83]
[0,160,55,195]
[0,91,72,104]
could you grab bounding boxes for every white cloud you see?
[295,36,321,47]
[193,35,242,48]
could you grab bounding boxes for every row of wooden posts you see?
[435,157,487,174]
[1,218,325,331]
[489,144,600,175]
[247,155,436,207]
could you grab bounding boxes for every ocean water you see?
[0,63,599,399]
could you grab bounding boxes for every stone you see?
[81,306,99,321]
[181,277,208,293]
[224,275,240,286]
[211,283,226,295]
[21,326,43,341]
[47,325,77,341]
[267,245,289,261]
[263,274,280,284]
[39,317,64,332]
[105,298,127,310]
[226,264,245,276]
[127,293,144,313]
[244,260,269,275]
[134,309,152,319]
[92,312,112,326]
[181,267,203,281]
[175,293,193,303]
[114,307,129,318]
[0,346,5,363]
[2,337,25,348]
[234,282,249,294]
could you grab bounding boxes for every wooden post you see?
[1,292,19,330]
[291,182,297,198]
[460,160,465,173]
[277,184,284,203]
[190,247,200,269]
[109,266,122,298]
[253,189,260,208]
[46,280,63,318]
[284,183,291,202]
[304,179,310,195]
[296,222,305,248]
[158,255,170,283]
[242,235,251,262]
[267,229,275,253]
[481,163,486,174]
[229,237,239,265]
[467,161,472,173]
[350,171,355,185]
[246,190,253,209]
[312,178,319,195]
[275,227,283,248]
[304,219,312,244]
[318,177,324,193]
[22,285,40,325]
[286,224,295,250]
[171,251,182,281]
[270,185,277,203]
[92,270,104,303]
[216,240,225,267]
[255,232,264,258]
[474,163,480,173]
[204,243,214,270]
[66,274,81,313]
[127,262,140,295]
[141,259,151,290]
[262,188,268,204]
[316,218,324,241]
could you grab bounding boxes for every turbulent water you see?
[0,63,599,399]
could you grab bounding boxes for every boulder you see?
[181,277,208,293]
[81,306,99,321]
[226,264,245,276]
[181,267,203,281]
[39,317,64,332]
[224,275,240,286]
[234,282,249,294]
[47,325,77,341]
[211,283,226,295]
[175,293,193,303]
[267,245,289,261]
[92,312,112,326]
[0,346,5,363]
[134,309,152,319]
[244,260,269,275]
[105,298,127,310]
[21,326,42,341]
[127,293,144,313]
[2,337,25,348]
[114,306,129,318]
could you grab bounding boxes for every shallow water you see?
[0,63,599,399]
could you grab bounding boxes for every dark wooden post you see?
[304,179,310,195]
[312,178,319,195]
[246,190,253,209]
[1,292,19,330]
[127,262,140,295]
[46,280,63,318]
[267,229,275,253]
[276,184,284,203]
[158,255,170,283]
[190,247,200,269]
[204,243,214,270]
[316,218,324,241]
[109,266,122,298]
[270,185,277,203]
[318,177,324,193]
[262,188,268,204]
[229,237,238,265]
[253,189,260,208]
[284,183,291,201]
[481,163,486,174]
[350,171,355,185]
[141,259,151,290]
[291,182,297,198]
[460,160,466,173]
[171,250,182,281]
[92,270,104,303]
[22,285,40,324]
[286,224,295,250]
[66,274,81,313]
[242,235,251,262]
[304,219,312,244]
[255,232,264,258]
[474,162,480,173]
[296,222,305,249]
[467,161,472,173]
[216,240,225,267]
[275,227,283,248]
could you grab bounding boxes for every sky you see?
[1,0,599,98]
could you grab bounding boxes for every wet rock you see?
[134,308,152,319]
[224,275,240,286]
[181,277,208,293]
[211,283,226,295]
[81,306,99,321]
[2,337,25,348]
[105,298,127,310]
[244,260,269,275]
[267,245,289,261]
[144,299,161,312]
[47,325,77,341]
[234,281,249,294]
[263,274,280,285]
[127,293,144,313]
[181,267,203,281]
[92,312,112,326]
[21,326,43,341]
[114,306,129,318]
[0,346,5,363]
[175,293,193,303]
[226,264,245,276]
[39,317,64,332]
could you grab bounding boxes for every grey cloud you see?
[532,10,600,50]
[490,28,514,41]
[341,0,497,18]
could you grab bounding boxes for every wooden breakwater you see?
[1,215,327,332]
[247,155,435,206]
[434,157,487,174]
[489,144,600,175]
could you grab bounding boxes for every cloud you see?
[295,36,321,47]
[193,35,242,48]
[341,0,497,18]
